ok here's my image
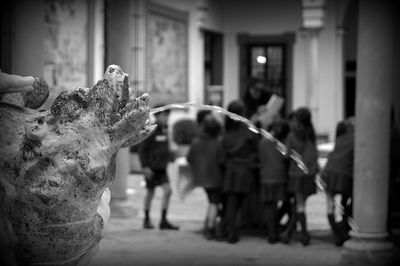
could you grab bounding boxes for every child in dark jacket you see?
[187,110,223,240]
[322,118,354,246]
[258,119,290,244]
[218,100,259,244]
[139,107,179,230]
[280,107,318,246]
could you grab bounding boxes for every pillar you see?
[344,0,394,251]
[303,30,321,132]
[334,27,345,123]
[106,0,135,202]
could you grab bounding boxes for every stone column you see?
[106,0,132,202]
[304,30,320,132]
[344,0,393,251]
[334,27,345,123]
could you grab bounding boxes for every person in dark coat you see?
[218,100,259,243]
[280,107,318,246]
[242,77,272,124]
[322,118,355,246]
[139,107,179,230]
[258,119,290,244]
[187,110,223,240]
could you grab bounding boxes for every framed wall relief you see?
[43,0,90,108]
[146,2,188,105]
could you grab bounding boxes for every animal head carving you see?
[0,65,155,264]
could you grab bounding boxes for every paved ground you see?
[89,173,398,266]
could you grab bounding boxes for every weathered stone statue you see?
[0,65,155,265]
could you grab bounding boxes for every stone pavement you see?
[89,173,399,266]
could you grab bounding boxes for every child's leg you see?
[280,196,297,244]
[161,182,172,211]
[143,187,155,228]
[326,191,341,245]
[144,187,155,218]
[265,201,278,243]
[295,192,310,246]
[225,193,244,243]
[159,183,179,230]
[203,202,218,239]
[277,196,291,228]
[207,203,218,229]
[216,194,228,239]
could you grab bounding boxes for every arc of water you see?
[151,102,310,174]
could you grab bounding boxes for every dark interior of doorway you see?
[203,30,223,107]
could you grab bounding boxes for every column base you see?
[344,230,393,251]
[342,231,399,265]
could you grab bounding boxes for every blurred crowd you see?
[136,77,355,247]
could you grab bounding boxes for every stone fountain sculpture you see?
[0,65,155,265]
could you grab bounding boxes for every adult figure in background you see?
[242,77,272,125]
[321,118,355,246]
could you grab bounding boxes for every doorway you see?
[238,33,295,115]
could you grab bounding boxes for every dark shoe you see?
[279,210,297,244]
[215,231,228,241]
[328,214,345,246]
[335,221,350,246]
[279,231,291,244]
[268,235,279,244]
[159,220,179,230]
[298,212,310,246]
[227,234,239,244]
[143,219,154,229]
[203,229,215,240]
[301,233,310,246]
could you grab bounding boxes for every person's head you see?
[270,119,290,142]
[153,103,170,126]
[345,117,355,133]
[203,114,222,137]
[286,110,296,131]
[196,110,212,125]
[246,77,265,100]
[225,100,246,131]
[335,121,347,138]
[292,107,316,142]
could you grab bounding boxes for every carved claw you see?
[108,96,154,149]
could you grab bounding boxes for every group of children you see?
[138,100,355,247]
[187,100,320,245]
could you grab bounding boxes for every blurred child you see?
[258,119,290,244]
[138,106,179,230]
[321,118,355,246]
[187,110,223,240]
[218,100,259,243]
[280,107,318,246]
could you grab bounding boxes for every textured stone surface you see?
[0,65,155,265]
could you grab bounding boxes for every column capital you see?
[298,27,320,39]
